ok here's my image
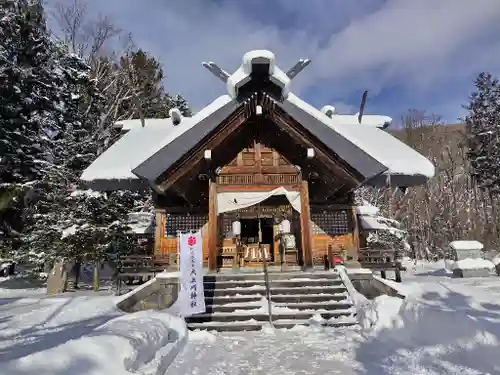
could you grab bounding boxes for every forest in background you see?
[0,0,190,277]
[2,0,500,278]
[363,74,500,257]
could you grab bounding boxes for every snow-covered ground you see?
[2,260,500,374]
[168,260,500,375]
[0,280,187,375]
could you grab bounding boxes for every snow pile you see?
[356,281,500,374]
[449,240,484,251]
[0,295,188,375]
[443,257,495,271]
[356,201,379,216]
[454,258,495,270]
[357,294,404,331]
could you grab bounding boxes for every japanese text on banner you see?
[179,231,205,316]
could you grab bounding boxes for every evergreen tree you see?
[168,93,192,117]
[0,0,67,256]
[21,43,102,266]
[465,72,500,194]
[114,49,192,120]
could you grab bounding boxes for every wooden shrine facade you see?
[151,95,363,271]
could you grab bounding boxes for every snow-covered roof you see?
[359,215,389,231]
[114,118,176,132]
[80,49,435,191]
[320,105,392,129]
[449,240,484,251]
[80,96,234,190]
[356,203,380,216]
[127,212,154,234]
[282,94,435,186]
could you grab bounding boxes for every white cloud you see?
[45,0,500,116]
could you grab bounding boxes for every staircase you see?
[185,271,358,332]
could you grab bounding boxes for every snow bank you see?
[454,258,495,270]
[356,281,500,374]
[449,240,484,251]
[0,295,188,375]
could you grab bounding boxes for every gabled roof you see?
[282,94,435,187]
[132,96,388,186]
[80,95,234,191]
[132,97,239,184]
[80,50,435,191]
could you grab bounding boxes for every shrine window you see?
[165,214,207,236]
[310,211,349,235]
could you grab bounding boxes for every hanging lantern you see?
[281,219,291,234]
[232,220,241,236]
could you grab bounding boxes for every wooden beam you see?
[171,185,193,208]
[270,111,361,187]
[157,109,247,192]
[219,165,300,174]
[208,180,218,271]
[154,209,166,256]
[257,117,347,193]
[216,184,300,193]
[299,180,314,268]
[351,205,360,261]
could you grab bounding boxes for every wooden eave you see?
[155,108,361,195]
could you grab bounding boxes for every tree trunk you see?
[73,261,81,289]
[93,261,100,291]
[488,188,499,245]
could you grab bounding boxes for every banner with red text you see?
[179,231,205,316]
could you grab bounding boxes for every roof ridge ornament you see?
[202,50,311,102]
[169,108,183,125]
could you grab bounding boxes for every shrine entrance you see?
[217,194,301,269]
[239,217,275,263]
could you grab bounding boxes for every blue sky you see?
[44,0,500,124]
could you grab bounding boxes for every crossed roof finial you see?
[202,50,311,101]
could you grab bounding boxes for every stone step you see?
[203,285,347,297]
[203,271,339,282]
[187,318,358,332]
[204,300,352,313]
[185,309,355,323]
[207,293,349,305]
[203,278,343,289]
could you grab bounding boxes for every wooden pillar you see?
[208,181,218,271]
[299,180,313,268]
[154,209,166,256]
[351,205,360,261]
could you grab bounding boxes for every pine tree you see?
[169,93,192,117]
[465,72,500,194]
[21,44,101,266]
[0,0,67,257]
[113,49,192,120]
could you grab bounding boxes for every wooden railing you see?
[116,254,176,295]
[217,174,254,185]
[263,174,300,184]
[358,247,404,282]
[216,173,300,185]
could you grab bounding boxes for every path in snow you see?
[167,261,500,375]
[166,326,364,375]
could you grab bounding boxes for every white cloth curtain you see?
[217,186,301,214]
